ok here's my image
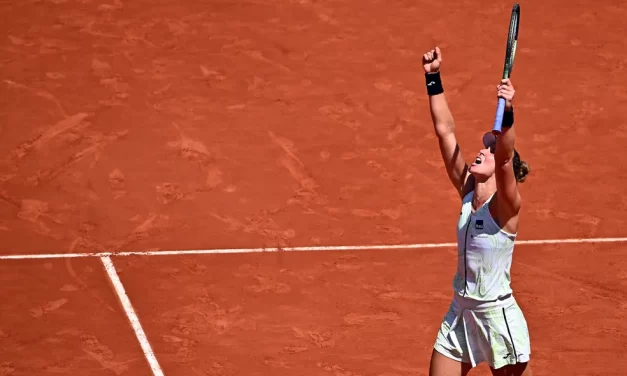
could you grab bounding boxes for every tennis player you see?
[421,46,532,376]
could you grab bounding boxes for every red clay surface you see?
[0,258,153,375]
[115,243,627,376]
[2,0,627,374]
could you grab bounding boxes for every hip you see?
[452,292,517,313]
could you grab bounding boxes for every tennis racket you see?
[492,3,520,135]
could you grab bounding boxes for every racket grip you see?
[492,97,506,135]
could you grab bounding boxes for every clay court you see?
[2,0,627,375]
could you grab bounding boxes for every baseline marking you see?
[101,256,165,376]
[1,236,627,260]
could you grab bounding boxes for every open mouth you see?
[472,155,483,166]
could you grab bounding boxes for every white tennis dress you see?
[433,190,531,369]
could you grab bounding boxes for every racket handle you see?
[492,97,506,135]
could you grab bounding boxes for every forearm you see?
[429,95,456,136]
[426,72,455,137]
[495,106,515,163]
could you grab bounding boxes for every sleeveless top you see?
[452,190,518,303]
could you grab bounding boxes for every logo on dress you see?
[475,219,484,230]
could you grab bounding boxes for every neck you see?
[473,176,497,208]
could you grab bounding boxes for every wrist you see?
[502,105,514,128]
[425,71,444,96]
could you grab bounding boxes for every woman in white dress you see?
[421,46,532,376]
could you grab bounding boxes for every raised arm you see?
[493,79,522,226]
[422,47,471,198]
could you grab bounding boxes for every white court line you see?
[1,236,627,260]
[6,236,627,376]
[101,256,165,376]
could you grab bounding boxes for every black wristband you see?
[425,72,444,96]
[502,106,514,128]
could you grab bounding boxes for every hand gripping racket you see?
[492,3,520,135]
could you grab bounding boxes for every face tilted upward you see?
[469,132,497,179]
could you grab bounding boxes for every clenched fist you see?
[422,47,442,74]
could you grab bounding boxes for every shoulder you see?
[490,190,523,213]
[461,190,474,204]
[488,191,521,233]
[460,175,475,199]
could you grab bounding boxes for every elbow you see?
[495,155,515,179]
[495,147,515,166]
[434,122,456,138]
[497,158,514,173]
